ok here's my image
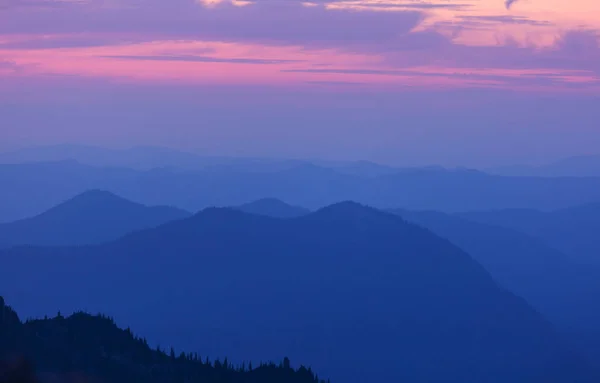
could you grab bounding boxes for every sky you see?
[0,0,599,167]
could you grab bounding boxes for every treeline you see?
[0,297,328,383]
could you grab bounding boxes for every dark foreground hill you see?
[459,203,600,265]
[0,203,596,383]
[0,190,190,248]
[0,296,325,383]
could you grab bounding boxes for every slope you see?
[459,203,600,265]
[391,209,600,330]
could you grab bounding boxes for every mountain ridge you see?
[236,198,310,218]
[7,160,600,222]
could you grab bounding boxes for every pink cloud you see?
[0,0,598,92]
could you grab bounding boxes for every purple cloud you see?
[100,54,305,65]
[460,15,550,26]
[283,67,600,90]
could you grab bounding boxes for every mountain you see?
[458,203,600,265]
[236,199,310,218]
[5,160,600,222]
[245,204,600,341]
[390,209,600,359]
[488,155,600,177]
[0,296,326,383]
[0,203,595,383]
[0,190,190,248]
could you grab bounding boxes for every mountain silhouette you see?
[0,296,327,383]
[459,202,600,265]
[236,198,310,218]
[6,160,600,222]
[0,202,595,383]
[0,190,190,248]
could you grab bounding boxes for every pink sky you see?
[0,0,599,166]
[1,0,599,90]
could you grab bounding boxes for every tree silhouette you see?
[0,296,329,383]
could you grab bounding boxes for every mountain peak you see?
[69,189,126,203]
[43,190,139,215]
[0,191,189,248]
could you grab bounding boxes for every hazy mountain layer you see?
[459,203,600,265]
[4,160,600,222]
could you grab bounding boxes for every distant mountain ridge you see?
[0,144,395,175]
[4,160,600,222]
[0,190,190,248]
[0,202,596,383]
[488,155,600,177]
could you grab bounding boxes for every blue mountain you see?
[0,190,190,248]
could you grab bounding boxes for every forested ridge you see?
[0,296,327,383]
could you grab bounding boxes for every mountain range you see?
[0,144,304,172]
[4,191,599,358]
[0,202,596,383]
[0,144,395,175]
[5,144,600,177]
[5,160,600,222]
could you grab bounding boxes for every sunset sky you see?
[1,0,599,166]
